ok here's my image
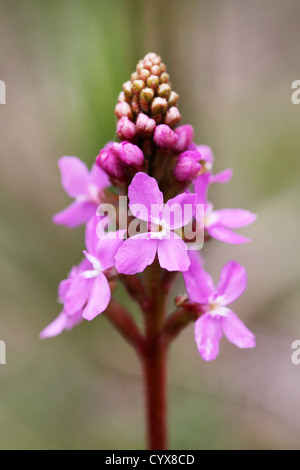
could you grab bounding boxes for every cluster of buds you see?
[114,53,182,154]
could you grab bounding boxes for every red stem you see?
[142,259,168,450]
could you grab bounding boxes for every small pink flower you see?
[183,251,256,361]
[115,172,196,274]
[39,260,89,339]
[194,173,256,244]
[53,157,110,228]
[41,218,125,337]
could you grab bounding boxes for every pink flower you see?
[40,260,89,339]
[115,172,196,274]
[194,173,256,244]
[53,157,110,228]
[189,144,233,184]
[79,217,125,321]
[41,218,125,337]
[183,251,256,361]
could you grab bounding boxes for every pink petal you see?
[196,145,214,164]
[157,232,190,272]
[193,173,210,208]
[128,173,163,222]
[183,251,215,303]
[89,163,110,189]
[82,274,111,321]
[217,261,247,305]
[162,193,197,230]
[115,233,158,274]
[194,313,223,361]
[40,311,83,339]
[64,276,89,315]
[96,229,126,270]
[213,209,257,228]
[85,216,101,255]
[207,225,251,244]
[58,156,90,198]
[221,310,256,349]
[53,201,96,228]
[209,168,233,184]
[58,278,72,301]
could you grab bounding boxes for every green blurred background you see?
[1,0,300,449]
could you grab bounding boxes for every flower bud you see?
[153,124,178,149]
[147,75,160,89]
[112,141,144,169]
[164,107,181,128]
[136,113,156,137]
[173,151,202,182]
[132,80,145,95]
[115,102,133,120]
[151,97,168,115]
[116,117,136,141]
[168,91,179,107]
[157,83,171,100]
[122,81,133,98]
[173,124,194,152]
[96,143,126,181]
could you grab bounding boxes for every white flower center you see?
[150,217,169,240]
[76,184,100,204]
[82,252,103,279]
[208,295,228,317]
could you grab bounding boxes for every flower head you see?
[183,251,256,361]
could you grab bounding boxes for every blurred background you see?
[0,0,300,449]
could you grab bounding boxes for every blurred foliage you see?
[0,0,300,449]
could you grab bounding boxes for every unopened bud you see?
[147,75,160,89]
[154,124,178,149]
[136,113,156,137]
[140,87,155,102]
[164,107,181,128]
[112,141,144,169]
[123,81,133,98]
[151,97,168,115]
[131,97,140,115]
[116,117,136,141]
[96,143,126,181]
[115,102,133,120]
[173,151,202,182]
[168,91,179,108]
[140,68,151,82]
[132,80,145,95]
[160,72,170,84]
[157,83,171,100]
[173,124,194,152]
